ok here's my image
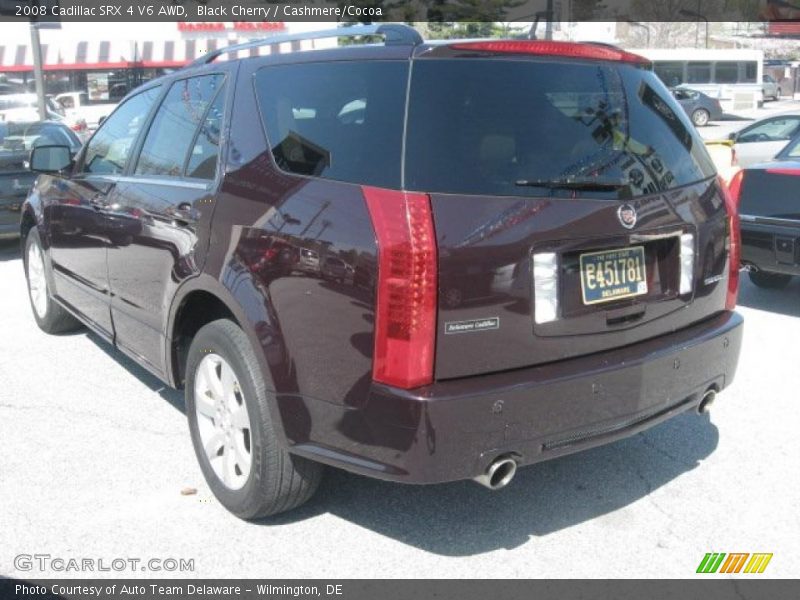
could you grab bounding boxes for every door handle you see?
[171,202,198,225]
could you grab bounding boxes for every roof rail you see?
[186,23,423,68]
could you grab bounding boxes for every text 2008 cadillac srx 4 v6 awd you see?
[20,25,743,518]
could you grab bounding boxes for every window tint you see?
[186,85,225,180]
[254,61,408,188]
[406,59,716,199]
[82,86,160,175]
[135,75,225,178]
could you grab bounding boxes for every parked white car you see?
[54,92,117,130]
[730,112,800,167]
[0,93,88,141]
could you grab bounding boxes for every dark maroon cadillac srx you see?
[20,25,743,518]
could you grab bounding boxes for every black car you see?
[0,120,81,238]
[735,133,800,288]
[672,88,724,127]
[20,25,742,519]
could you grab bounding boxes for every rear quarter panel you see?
[201,57,380,444]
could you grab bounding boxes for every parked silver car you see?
[730,112,800,167]
[762,74,782,101]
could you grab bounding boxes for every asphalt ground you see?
[1,236,798,579]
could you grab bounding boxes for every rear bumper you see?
[284,311,743,484]
[741,218,800,276]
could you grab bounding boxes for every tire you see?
[692,109,710,127]
[186,319,322,519]
[24,227,82,334]
[748,270,792,289]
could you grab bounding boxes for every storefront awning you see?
[0,36,299,72]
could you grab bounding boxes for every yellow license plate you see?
[579,246,648,305]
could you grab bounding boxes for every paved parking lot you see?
[1,237,798,579]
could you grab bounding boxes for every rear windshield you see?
[405,59,716,198]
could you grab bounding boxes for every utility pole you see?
[29,23,47,120]
[544,0,554,40]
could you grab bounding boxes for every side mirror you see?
[30,145,72,174]
[728,131,737,142]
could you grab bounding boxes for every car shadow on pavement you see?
[736,276,800,318]
[83,330,186,414]
[266,411,719,556]
[0,238,21,262]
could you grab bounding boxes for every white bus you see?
[629,48,765,111]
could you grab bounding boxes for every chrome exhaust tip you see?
[474,456,518,490]
[698,389,717,414]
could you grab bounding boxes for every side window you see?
[186,86,225,180]
[81,87,161,176]
[254,61,409,188]
[714,62,738,84]
[743,62,757,83]
[687,62,711,84]
[135,74,225,179]
[739,118,800,143]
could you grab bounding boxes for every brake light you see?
[362,186,437,389]
[449,41,650,65]
[765,168,800,176]
[721,173,742,310]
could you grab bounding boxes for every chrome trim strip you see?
[115,176,210,190]
[630,229,683,242]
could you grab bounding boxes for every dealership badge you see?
[617,203,637,229]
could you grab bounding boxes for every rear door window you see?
[405,59,716,199]
[135,74,225,179]
[254,61,408,188]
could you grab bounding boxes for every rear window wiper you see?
[515,178,628,191]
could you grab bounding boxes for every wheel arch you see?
[165,273,286,399]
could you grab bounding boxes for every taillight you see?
[449,41,650,65]
[765,168,800,176]
[721,172,742,310]
[362,186,437,389]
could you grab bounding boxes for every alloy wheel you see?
[27,242,48,319]
[194,353,253,490]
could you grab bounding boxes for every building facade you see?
[0,22,332,100]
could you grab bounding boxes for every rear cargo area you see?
[403,50,731,379]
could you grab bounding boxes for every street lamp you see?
[679,9,709,48]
